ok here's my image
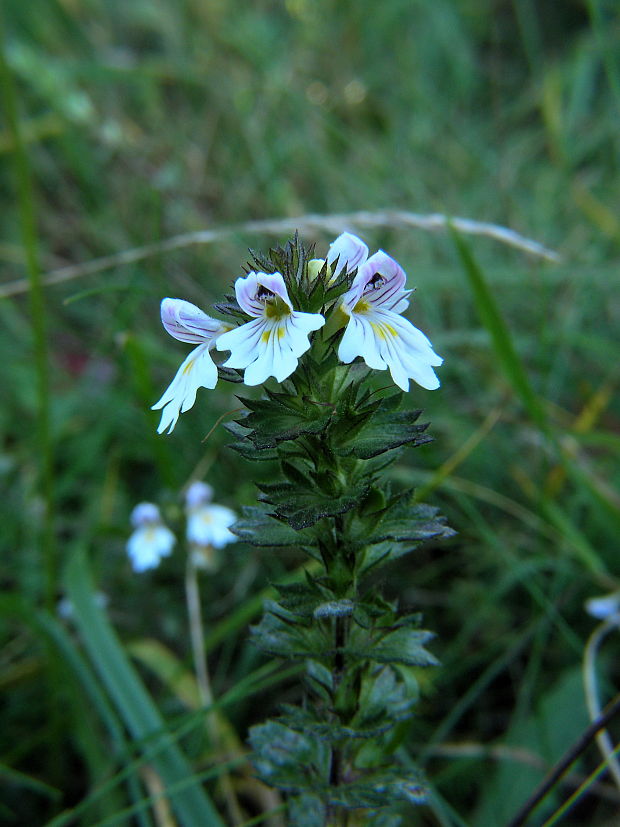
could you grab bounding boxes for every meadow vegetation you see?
[1,1,619,824]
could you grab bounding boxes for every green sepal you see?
[211,299,249,322]
[247,247,280,275]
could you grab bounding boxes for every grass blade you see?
[450,226,547,430]
[64,550,225,827]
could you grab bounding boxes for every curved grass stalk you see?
[582,615,620,790]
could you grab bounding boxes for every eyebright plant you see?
[153,233,453,825]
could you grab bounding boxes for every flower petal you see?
[187,504,237,548]
[351,250,407,311]
[585,593,620,620]
[219,311,324,386]
[234,271,293,317]
[127,525,176,572]
[185,481,214,508]
[339,309,442,391]
[327,232,369,277]
[151,343,218,434]
[161,298,224,344]
[216,318,265,366]
[338,313,386,370]
[131,502,161,528]
[243,323,299,386]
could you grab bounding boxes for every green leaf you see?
[232,505,317,547]
[259,478,370,529]
[287,794,328,827]
[335,402,432,459]
[251,608,329,659]
[451,226,547,429]
[64,551,225,827]
[249,720,330,791]
[236,395,333,449]
[331,768,427,809]
[275,704,396,742]
[305,659,333,701]
[352,666,415,731]
[347,626,439,668]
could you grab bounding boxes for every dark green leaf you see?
[232,505,317,547]
[249,720,329,791]
[335,403,432,459]
[259,478,370,529]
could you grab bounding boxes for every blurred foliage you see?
[1,0,619,824]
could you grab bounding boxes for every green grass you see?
[1,0,619,824]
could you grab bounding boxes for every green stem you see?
[185,557,245,825]
[582,616,620,790]
[0,14,55,609]
[327,616,347,827]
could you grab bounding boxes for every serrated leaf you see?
[238,397,333,449]
[251,610,330,659]
[275,705,396,742]
[346,626,438,667]
[228,439,279,462]
[352,666,415,732]
[371,628,439,667]
[330,768,427,810]
[313,599,355,618]
[365,498,456,545]
[335,403,432,459]
[249,720,329,791]
[259,478,370,529]
[232,505,317,547]
[216,365,244,383]
[211,301,249,321]
[306,659,333,699]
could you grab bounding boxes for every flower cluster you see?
[152,233,443,433]
[126,485,237,573]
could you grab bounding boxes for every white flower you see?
[585,593,620,621]
[337,245,443,392]
[216,272,325,386]
[185,481,237,550]
[184,481,237,570]
[327,232,369,278]
[152,298,231,434]
[126,502,176,572]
